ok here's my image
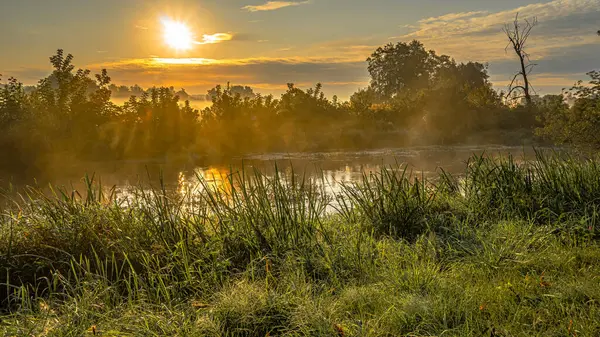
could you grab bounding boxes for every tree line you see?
[1,17,598,175]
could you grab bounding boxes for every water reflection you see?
[2,146,543,208]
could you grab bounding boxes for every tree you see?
[229,85,255,99]
[175,88,190,100]
[366,40,439,98]
[0,76,28,127]
[503,13,537,106]
[206,84,255,100]
[350,87,381,114]
[535,71,600,149]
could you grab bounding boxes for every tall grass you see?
[1,151,600,336]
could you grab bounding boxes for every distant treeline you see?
[108,83,255,101]
[1,41,599,175]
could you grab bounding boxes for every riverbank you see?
[1,151,599,336]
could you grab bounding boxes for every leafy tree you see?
[0,76,28,128]
[367,40,440,98]
[349,87,381,115]
[536,71,600,148]
[0,76,32,171]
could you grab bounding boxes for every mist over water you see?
[2,145,541,204]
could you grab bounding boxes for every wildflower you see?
[333,324,345,337]
[479,303,487,311]
[540,272,551,288]
[192,300,210,309]
[88,325,97,335]
[39,300,51,313]
[91,303,105,310]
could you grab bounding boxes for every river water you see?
[1,145,542,206]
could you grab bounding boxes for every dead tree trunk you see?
[504,13,537,106]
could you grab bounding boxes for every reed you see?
[1,151,599,336]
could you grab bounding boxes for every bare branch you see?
[503,12,537,106]
[509,72,521,89]
[525,63,537,75]
[507,85,527,96]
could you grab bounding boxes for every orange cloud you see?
[84,55,368,99]
[195,33,234,45]
[242,1,309,12]
[92,55,367,68]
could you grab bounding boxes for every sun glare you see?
[161,18,194,51]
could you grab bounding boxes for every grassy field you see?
[1,151,599,336]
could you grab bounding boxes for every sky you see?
[1,0,599,99]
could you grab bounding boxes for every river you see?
[0,145,543,206]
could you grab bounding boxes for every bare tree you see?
[503,13,537,106]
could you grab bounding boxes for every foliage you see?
[536,71,600,149]
[0,50,201,173]
[367,40,441,98]
[1,153,600,336]
[0,40,572,176]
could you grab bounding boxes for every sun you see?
[161,18,194,51]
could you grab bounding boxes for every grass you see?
[1,150,600,336]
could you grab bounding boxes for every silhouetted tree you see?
[503,13,537,106]
[175,88,190,100]
[229,85,255,99]
[0,42,567,175]
[0,76,28,127]
[367,40,440,98]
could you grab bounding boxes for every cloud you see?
[84,56,367,98]
[418,11,489,24]
[195,33,234,45]
[392,0,600,62]
[491,72,583,90]
[8,0,598,100]
[2,67,51,84]
[92,55,364,68]
[242,1,310,12]
[383,0,600,95]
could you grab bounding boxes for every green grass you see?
[1,151,600,336]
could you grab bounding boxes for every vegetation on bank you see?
[0,38,557,176]
[3,38,599,177]
[1,151,600,336]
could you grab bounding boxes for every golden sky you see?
[1,0,599,99]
